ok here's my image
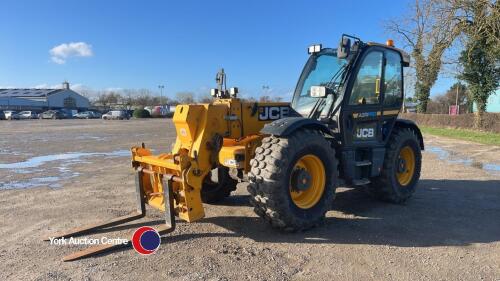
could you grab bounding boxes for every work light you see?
[308,44,322,54]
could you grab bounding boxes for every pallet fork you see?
[43,169,177,261]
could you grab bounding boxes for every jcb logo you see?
[356,128,375,139]
[258,106,289,121]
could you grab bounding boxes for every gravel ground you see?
[0,119,499,281]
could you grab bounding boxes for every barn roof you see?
[0,88,63,98]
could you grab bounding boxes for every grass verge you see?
[420,126,500,146]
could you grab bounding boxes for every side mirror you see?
[337,37,351,59]
[310,86,327,98]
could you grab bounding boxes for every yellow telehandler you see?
[46,35,424,261]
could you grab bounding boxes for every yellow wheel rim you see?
[289,154,326,209]
[396,146,415,186]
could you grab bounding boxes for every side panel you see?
[240,101,293,136]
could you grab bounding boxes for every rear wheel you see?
[201,167,238,203]
[369,127,422,203]
[248,129,337,231]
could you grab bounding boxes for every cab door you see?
[341,48,385,148]
[379,49,404,142]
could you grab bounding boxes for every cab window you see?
[349,51,383,105]
[383,51,403,107]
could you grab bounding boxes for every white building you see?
[0,82,90,112]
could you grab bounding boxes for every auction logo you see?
[131,226,161,255]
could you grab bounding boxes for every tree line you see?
[388,0,499,127]
[89,89,284,109]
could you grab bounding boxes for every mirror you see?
[337,37,351,59]
[310,86,327,98]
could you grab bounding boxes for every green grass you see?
[420,126,500,146]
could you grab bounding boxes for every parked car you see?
[0,111,5,120]
[39,110,66,119]
[18,111,38,119]
[74,111,96,119]
[4,111,20,120]
[102,110,130,120]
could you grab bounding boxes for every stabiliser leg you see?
[44,171,176,262]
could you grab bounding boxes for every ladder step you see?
[355,160,372,167]
[353,178,371,185]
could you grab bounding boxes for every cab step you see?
[352,178,371,186]
[355,160,372,167]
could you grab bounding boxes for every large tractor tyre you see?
[369,127,422,203]
[201,167,238,204]
[248,129,338,232]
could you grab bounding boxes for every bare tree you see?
[244,97,257,103]
[198,97,213,103]
[95,92,109,107]
[175,92,195,104]
[387,0,464,112]
[121,89,135,110]
[259,95,272,102]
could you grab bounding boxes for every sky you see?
[0,0,456,100]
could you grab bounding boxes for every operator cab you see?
[291,34,412,185]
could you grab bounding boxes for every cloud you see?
[33,83,58,89]
[49,42,93,64]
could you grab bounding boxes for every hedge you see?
[132,109,151,118]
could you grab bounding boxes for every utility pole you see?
[455,82,459,114]
[158,85,165,106]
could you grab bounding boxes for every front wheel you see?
[369,127,422,203]
[248,129,338,231]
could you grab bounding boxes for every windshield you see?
[291,48,347,116]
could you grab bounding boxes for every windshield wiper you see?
[327,64,347,88]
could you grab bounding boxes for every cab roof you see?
[366,42,410,67]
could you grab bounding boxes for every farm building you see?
[0,82,90,112]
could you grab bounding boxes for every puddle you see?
[0,176,62,190]
[74,134,108,141]
[0,148,23,156]
[0,149,130,190]
[0,150,129,169]
[426,145,500,175]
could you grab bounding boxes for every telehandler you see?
[46,35,423,261]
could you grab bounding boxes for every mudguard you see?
[260,117,331,137]
[395,118,425,150]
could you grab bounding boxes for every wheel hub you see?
[289,154,326,209]
[396,145,416,186]
[291,168,312,191]
[398,158,407,173]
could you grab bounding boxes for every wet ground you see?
[0,119,499,280]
